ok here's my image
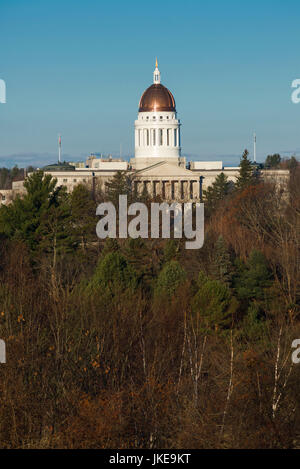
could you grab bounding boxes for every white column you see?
[158,180,163,197]
[184,181,189,200]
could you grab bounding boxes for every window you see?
[63,178,67,183]
[158,129,163,146]
[152,129,156,146]
[174,129,177,147]
[167,129,170,146]
[162,181,166,199]
[171,182,175,200]
[73,179,77,183]
[146,129,149,146]
[153,181,156,197]
[2,195,5,201]
[160,116,163,120]
[181,181,184,199]
[83,179,86,182]
[153,116,156,120]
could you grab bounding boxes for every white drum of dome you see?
[135,61,181,161]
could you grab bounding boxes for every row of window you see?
[133,180,200,200]
[61,178,86,183]
[137,128,179,147]
[140,115,175,121]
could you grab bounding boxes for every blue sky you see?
[0,0,300,167]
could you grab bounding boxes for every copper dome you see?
[139,83,176,112]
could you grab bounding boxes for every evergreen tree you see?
[70,184,97,249]
[234,250,272,302]
[89,251,137,295]
[0,171,56,242]
[105,171,133,206]
[211,235,233,286]
[241,301,268,342]
[191,271,238,331]
[235,149,256,191]
[287,156,298,171]
[0,168,10,189]
[163,239,180,263]
[123,237,155,288]
[265,153,281,169]
[101,237,120,257]
[203,172,231,213]
[0,171,75,258]
[37,187,75,263]
[154,260,186,299]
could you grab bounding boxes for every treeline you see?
[264,154,298,170]
[0,152,298,448]
[0,165,35,190]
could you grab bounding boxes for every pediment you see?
[131,161,196,178]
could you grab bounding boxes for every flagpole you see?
[58,135,61,163]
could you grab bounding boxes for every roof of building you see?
[42,162,75,172]
[139,83,176,112]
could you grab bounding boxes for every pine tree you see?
[88,251,137,295]
[211,235,233,286]
[235,149,256,191]
[70,184,97,249]
[105,171,133,206]
[191,271,238,331]
[0,171,65,251]
[154,260,186,299]
[203,172,231,213]
[265,153,281,169]
[234,250,272,301]
[163,239,180,263]
[123,237,155,288]
[288,156,298,170]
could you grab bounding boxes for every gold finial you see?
[155,57,158,68]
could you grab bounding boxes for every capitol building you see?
[2,60,289,204]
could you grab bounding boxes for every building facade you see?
[2,60,290,205]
